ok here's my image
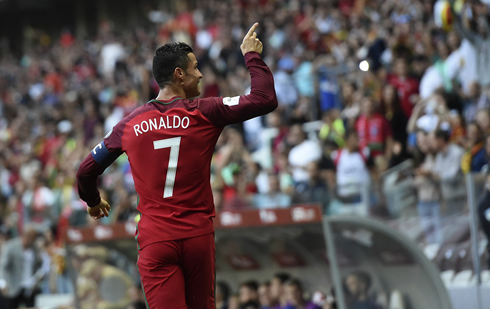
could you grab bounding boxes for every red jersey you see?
[76,52,277,249]
[355,113,392,158]
[387,74,419,118]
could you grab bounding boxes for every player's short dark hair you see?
[273,273,290,284]
[240,280,259,291]
[153,42,193,88]
[434,128,450,143]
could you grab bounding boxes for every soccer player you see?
[76,23,277,308]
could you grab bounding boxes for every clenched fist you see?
[240,22,263,55]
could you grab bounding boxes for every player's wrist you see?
[87,196,102,207]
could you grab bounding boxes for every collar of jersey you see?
[148,97,182,105]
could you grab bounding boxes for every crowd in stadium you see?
[1,0,490,307]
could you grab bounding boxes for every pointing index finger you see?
[244,22,259,40]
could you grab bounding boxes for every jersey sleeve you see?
[76,123,124,207]
[198,51,278,127]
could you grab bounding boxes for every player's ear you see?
[174,67,185,83]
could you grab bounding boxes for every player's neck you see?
[156,85,186,101]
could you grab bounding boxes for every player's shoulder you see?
[112,103,157,133]
[122,103,155,122]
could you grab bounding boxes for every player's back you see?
[121,97,221,248]
[77,52,278,250]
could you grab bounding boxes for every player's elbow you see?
[266,94,278,112]
[258,88,278,110]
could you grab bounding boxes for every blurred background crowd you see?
[1,0,490,308]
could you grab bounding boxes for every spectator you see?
[287,124,322,185]
[253,173,291,209]
[379,84,408,147]
[270,273,291,309]
[267,111,289,156]
[343,272,381,309]
[274,56,298,119]
[339,82,361,128]
[462,81,490,123]
[229,294,240,309]
[387,57,420,118]
[283,278,321,309]
[319,109,345,148]
[461,122,487,173]
[0,227,45,309]
[379,83,412,167]
[293,162,329,209]
[23,175,55,230]
[239,280,259,307]
[318,140,337,192]
[413,131,442,244]
[478,169,490,269]
[453,2,490,89]
[355,96,394,166]
[476,108,490,134]
[217,281,231,309]
[447,110,465,147]
[214,130,256,211]
[484,135,490,171]
[332,130,370,206]
[432,40,455,94]
[258,282,272,309]
[431,129,466,216]
[79,258,133,309]
[406,93,447,135]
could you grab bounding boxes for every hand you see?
[240,22,263,55]
[87,198,111,220]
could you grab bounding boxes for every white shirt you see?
[433,143,464,181]
[333,148,370,197]
[100,43,125,78]
[420,66,443,99]
[288,140,322,182]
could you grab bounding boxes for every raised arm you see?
[450,0,480,46]
[198,23,278,127]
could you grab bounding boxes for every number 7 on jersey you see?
[153,137,181,198]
